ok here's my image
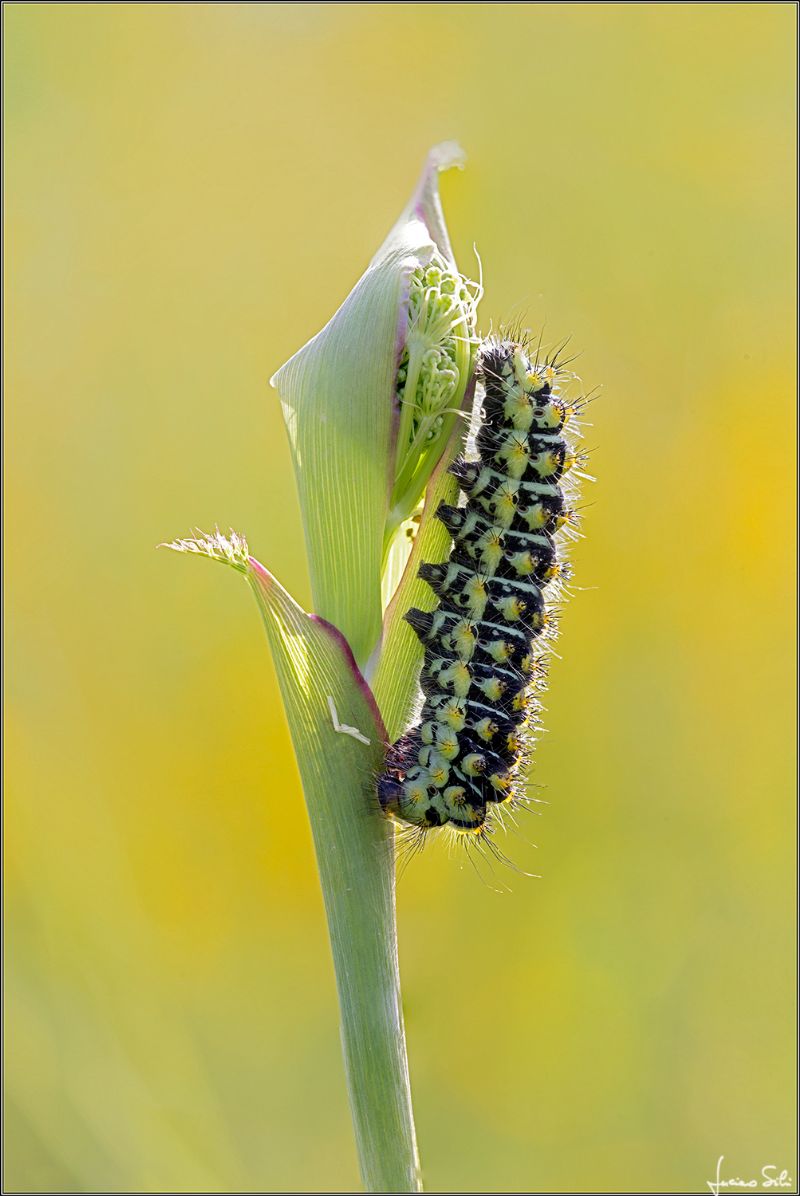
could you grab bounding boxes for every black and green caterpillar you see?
[378,337,581,835]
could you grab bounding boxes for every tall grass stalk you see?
[166,144,475,1192]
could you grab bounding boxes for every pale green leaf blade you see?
[270,144,466,669]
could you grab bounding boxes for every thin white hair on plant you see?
[161,527,250,573]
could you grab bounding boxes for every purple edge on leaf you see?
[247,555,388,744]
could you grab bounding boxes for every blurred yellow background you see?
[4,3,796,1192]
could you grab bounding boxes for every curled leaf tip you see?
[428,140,467,172]
[400,142,466,268]
[161,527,250,573]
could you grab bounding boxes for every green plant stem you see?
[314,804,420,1194]
[247,568,421,1193]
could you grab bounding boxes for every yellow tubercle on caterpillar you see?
[506,730,521,755]
[508,550,535,576]
[439,699,467,732]
[428,760,449,787]
[435,726,460,760]
[496,497,518,528]
[486,639,512,664]
[474,717,499,742]
[445,786,467,809]
[447,660,472,698]
[496,595,527,622]
[489,771,512,795]
[522,503,553,532]
[508,396,536,432]
[526,608,546,633]
[499,433,532,478]
[479,675,505,702]
[479,539,504,573]
[462,753,486,777]
[452,621,476,658]
[512,347,542,391]
[463,575,488,618]
[530,448,564,479]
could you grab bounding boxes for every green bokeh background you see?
[4,4,796,1192]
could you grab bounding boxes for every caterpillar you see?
[377,335,585,841]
